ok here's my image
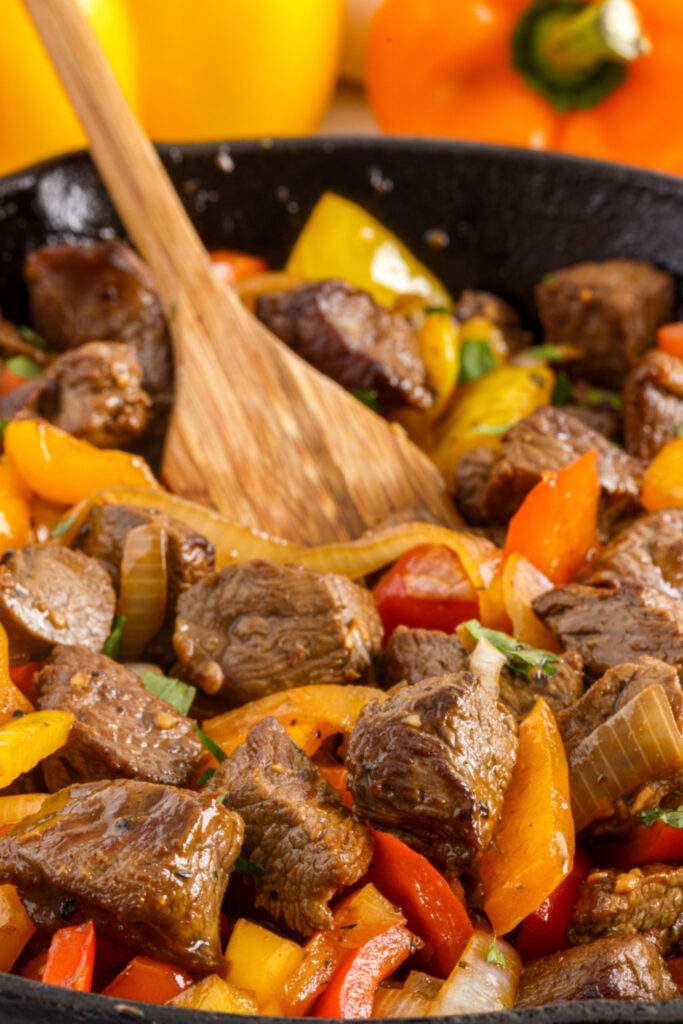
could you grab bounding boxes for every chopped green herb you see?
[102,614,126,660]
[521,344,577,364]
[195,723,227,763]
[233,853,266,876]
[462,620,560,680]
[675,424,683,438]
[197,768,216,788]
[639,804,683,829]
[551,369,572,406]
[6,355,42,380]
[473,422,512,437]
[217,793,229,805]
[580,387,622,413]
[140,671,196,716]
[459,339,497,384]
[352,389,381,413]
[18,326,47,350]
[0,419,8,442]
[50,515,76,539]
[424,305,451,316]
[541,273,556,284]
[486,938,507,967]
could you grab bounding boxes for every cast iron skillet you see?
[0,137,682,1023]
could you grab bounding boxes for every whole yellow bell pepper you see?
[0,0,138,175]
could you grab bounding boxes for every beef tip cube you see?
[380,626,582,720]
[35,645,202,790]
[533,583,683,678]
[207,717,372,934]
[173,559,382,703]
[453,289,532,355]
[453,447,497,525]
[0,779,243,972]
[563,403,621,442]
[24,241,172,399]
[535,260,675,385]
[256,279,433,410]
[0,546,115,661]
[346,673,517,873]
[78,502,214,604]
[589,509,683,603]
[569,865,683,954]
[459,406,642,525]
[624,349,683,460]
[516,934,678,1006]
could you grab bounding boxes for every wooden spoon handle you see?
[23,0,208,312]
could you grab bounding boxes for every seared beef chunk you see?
[589,509,683,602]
[208,717,372,934]
[516,934,678,1006]
[452,289,531,354]
[380,626,583,719]
[174,559,382,703]
[453,448,497,525]
[346,673,517,873]
[624,349,683,460]
[455,406,642,525]
[256,279,432,410]
[535,260,675,385]
[563,403,621,442]
[0,779,243,972]
[569,865,683,954]
[78,502,214,602]
[25,241,172,400]
[0,546,115,661]
[36,645,202,790]
[558,657,682,756]
[533,583,683,678]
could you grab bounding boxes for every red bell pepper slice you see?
[209,249,268,286]
[595,820,683,870]
[42,921,95,992]
[313,924,414,1019]
[515,849,592,962]
[9,662,41,704]
[366,829,473,978]
[0,367,27,397]
[102,955,193,1005]
[658,322,683,361]
[372,544,478,641]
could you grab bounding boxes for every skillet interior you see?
[0,137,682,1023]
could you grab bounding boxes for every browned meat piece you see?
[24,241,172,399]
[624,349,683,460]
[256,279,432,410]
[174,559,382,703]
[516,934,678,1006]
[453,447,497,525]
[0,779,243,973]
[533,583,683,678]
[569,865,683,954]
[589,510,683,604]
[455,407,642,525]
[535,260,674,385]
[78,502,214,605]
[380,625,583,719]
[0,546,115,661]
[453,289,531,354]
[346,673,517,873]
[35,645,202,790]
[558,657,682,756]
[564,402,620,442]
[208,717,372,935]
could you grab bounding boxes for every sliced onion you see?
[469,637,506,698]
[373,973,438,1019]
[571,683,683,832]
[428,928,521,1016]
[118,523,168,661]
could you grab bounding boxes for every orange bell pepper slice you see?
[502,553,559,651]
[0,456,31,557]
[0,623,34,724]
[102,955,193,1004]
[657,322,683,362]
[367,830,473,979]
[42,920,95,992]
[8,661,41,705]
[641,437,683,511]
[4,419,158,505]
[317,764,353,809]
[480,698,575,936]
[503,450,599,586]
[210,249,268,286]
[0,793,48,838]
[0,884,35,971]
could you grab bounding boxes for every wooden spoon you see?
[24,0,459,544]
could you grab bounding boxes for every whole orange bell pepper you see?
[480,698,575,936]
[366,0,683,176]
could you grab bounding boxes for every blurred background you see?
[1,0,681,177]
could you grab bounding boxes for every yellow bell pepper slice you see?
[0,884,35,971]
[5,420,159,506]
[0,623,34,726]
[0,457,31,557]
[0,710,73,789]
[480,699,574,936]
[418,312,460,414]
[641,437,683,511]
[225,919,304,1014]
[0,794,48,836]
[169,974,259,1014]
[286,192,451,308]
[432,364,555,488]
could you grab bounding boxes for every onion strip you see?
[373,973,440,1018]
[570,683,683,832]
[469,637,506,698]
[428,928,521,1015]
[118,523,168,661]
